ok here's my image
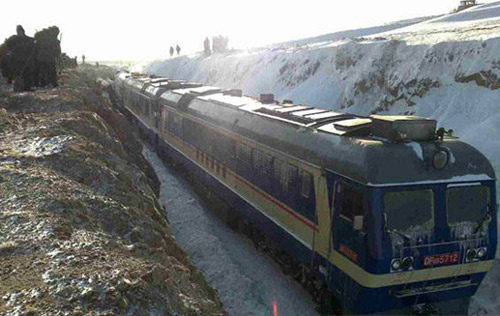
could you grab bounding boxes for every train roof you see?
[115,71,495,186]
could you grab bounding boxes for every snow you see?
[144,2,500,314]
[406,142,424,161]
[142,147,317,316]
[146,2,500,189]
[12,135,75,157]
[367,174,494,187]
[270,16,437,47]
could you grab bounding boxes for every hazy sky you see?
[0,0,496,61]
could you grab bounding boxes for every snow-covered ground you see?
[142,147,318,316]
[145,2,500,314]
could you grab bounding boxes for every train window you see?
[384,189,434,233]
[137,96,143,115]
[252,149,273,175]
[146,100,151,117]
[287,164,298,191]
[274,158,288,192]
[230,139,237,158]
[237,143,252,165]
[144,100,149,116]
[336,182,365,222]
[447,185,490,226]
[171,114,182,137]
[134,95,140,114]
[301,171,312,198]
[150,100,155,118]
[273,159,299,194]
[163,110,168,131]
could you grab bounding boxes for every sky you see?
[0,0,496,61]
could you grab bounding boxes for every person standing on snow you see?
[203,37,211,56]
[34,26,61,88]
[176,44,181,55]
[0,42,12,83]
[4,25,36,91]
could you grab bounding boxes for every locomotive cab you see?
[324,118,497,314]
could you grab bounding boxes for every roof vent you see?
[223,89,243,97]
[370,115,436,141]
[150,78,171,84]
[189,86,222,96]
[259,94,275,104]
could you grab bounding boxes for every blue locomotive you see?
[112,71,497,315]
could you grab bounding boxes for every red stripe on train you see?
[231,173,319,232]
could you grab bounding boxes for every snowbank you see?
[147,1,500,189]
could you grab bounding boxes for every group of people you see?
[169,45,181,57]
[203,35,229,56]
[0,25,61,92]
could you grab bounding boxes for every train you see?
[112,70,497,315]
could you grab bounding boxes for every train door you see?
[332,181,368,266]
[153,100,160,130]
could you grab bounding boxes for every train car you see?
[113,71,497,315]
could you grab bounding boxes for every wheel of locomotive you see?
[226,210,240,231]
[236,218,252,237]
[296,265,308,285]
[306,279,316,296]
[410,303,439,316]
[281,258,297,276]
[318,289,343,316]
[250,229,267,252]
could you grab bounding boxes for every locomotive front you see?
[323,116,497,314]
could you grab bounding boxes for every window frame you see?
[383,188,435,232]
[252,149,273,175]
[335,181,367,223]
[301,170,313,199]
[446,184,491,227]
[236,142,252,165]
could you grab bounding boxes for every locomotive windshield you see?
[384,189,434,232]
[447,185,490,226]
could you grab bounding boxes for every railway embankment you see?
[0,66,225,316]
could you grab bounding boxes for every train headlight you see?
[402,257,414,270]
[391,259,402,271]
[477,247,487,259]
[466,248,477,261]
[433,150,449,169]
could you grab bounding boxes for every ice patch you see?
[13,135,75,158]
[368,174,493,187]
[449,150,456,164]
[389,220,434,258]
[406,142,424,161]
